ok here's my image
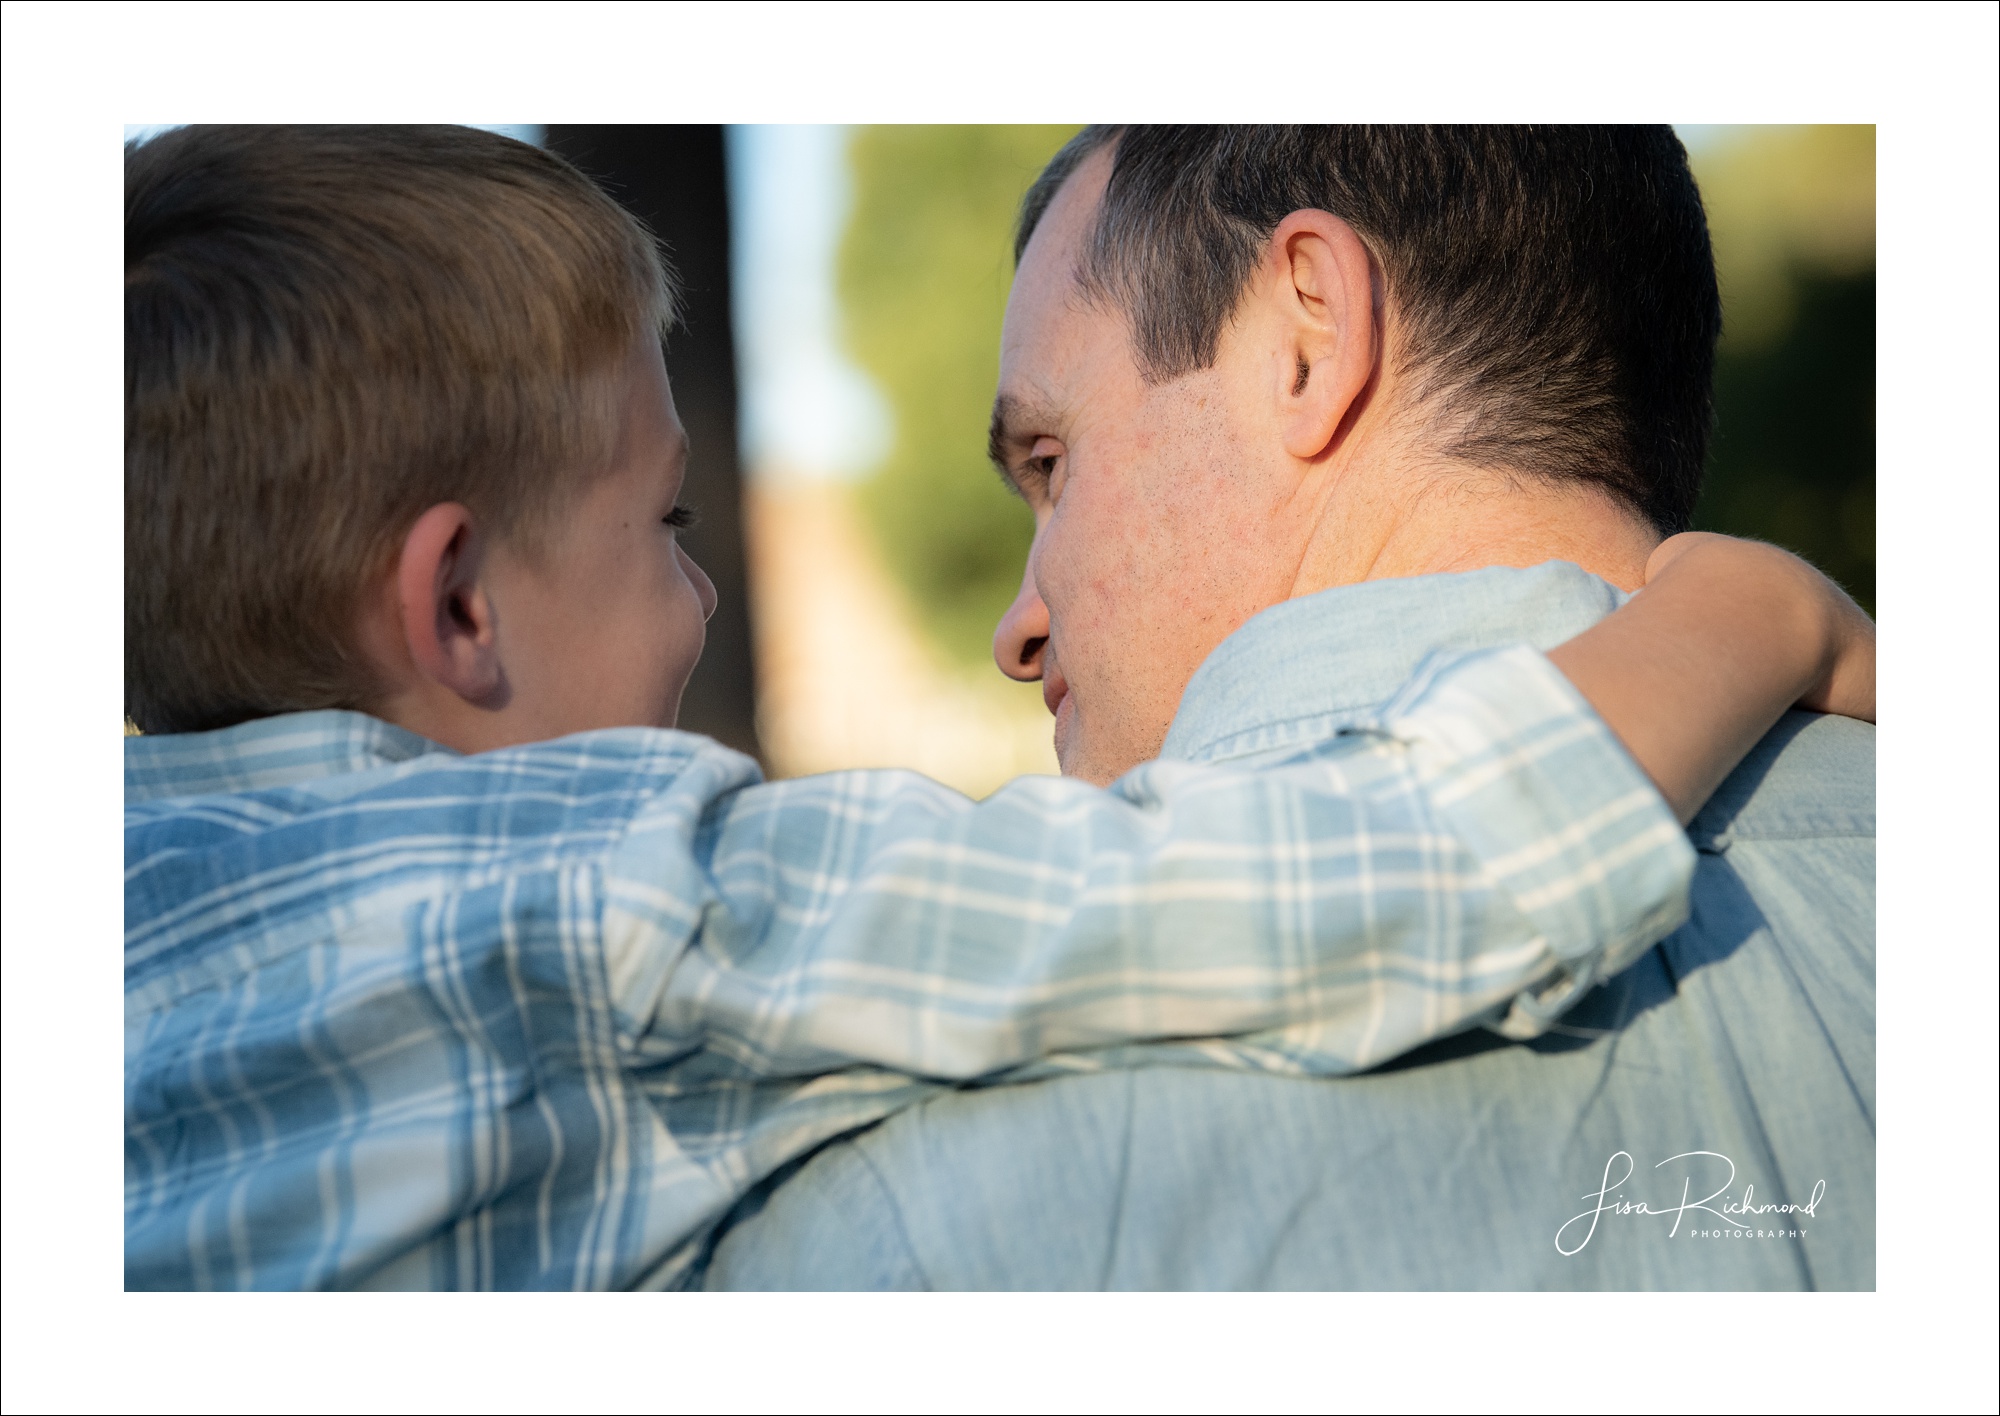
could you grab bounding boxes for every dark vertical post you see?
[543,125,761,763]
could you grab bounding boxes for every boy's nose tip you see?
[684,551,719,620]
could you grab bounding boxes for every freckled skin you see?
[361,338,720,755]
[484,342,718,737]
[988,149,1664,786]
[990,151,1308,782]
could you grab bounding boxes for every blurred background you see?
[724,123,1875,794]
[1679,126,1875,611]
[127,124,1877,787]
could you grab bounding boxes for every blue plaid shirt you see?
[125,645,1695,1289]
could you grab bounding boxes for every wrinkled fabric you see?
[706,562,1875,1290]
[125,643,1695,1289]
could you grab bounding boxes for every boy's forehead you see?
[631,338,686,449]
[563,336,688,510]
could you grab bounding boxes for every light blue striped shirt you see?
[125,644,1694,1289]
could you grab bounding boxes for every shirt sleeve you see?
[599,644,1695,1078]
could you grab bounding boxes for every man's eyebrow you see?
[987,393,1053,487]
[986,395,1018,479]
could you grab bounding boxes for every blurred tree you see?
[840,125,1080,666]
[1690,126,1875,613]
[1701,267,1875,611]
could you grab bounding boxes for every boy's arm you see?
[609,641,1684,1079]
[1549,531,1876,824]
[605,535,1865,1079]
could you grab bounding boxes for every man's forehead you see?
[1022,144,1112,274]
[995,151,1120,435]
[1005,152,1109,335]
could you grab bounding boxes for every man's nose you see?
[993,559,1048,682]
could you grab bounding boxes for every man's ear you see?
[1266,209,1380,462]
[396,502,507,708]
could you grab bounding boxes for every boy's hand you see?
[1644,532,1876,724]
[1550,530,1876,824]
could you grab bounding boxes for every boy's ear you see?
[396,503,507,708]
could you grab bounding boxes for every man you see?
[127,125,1870,1290]
[704,126,1875,1289]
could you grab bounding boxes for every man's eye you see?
[664,505,700,530]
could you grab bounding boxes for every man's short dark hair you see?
[1017,125,1721,534]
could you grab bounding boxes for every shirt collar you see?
[125,562,1628,796]
[1161,560,1629,764]
[125,709,450,802]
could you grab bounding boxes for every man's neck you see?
[1288,454,1661,599]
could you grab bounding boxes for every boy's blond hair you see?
[125,125,676,734]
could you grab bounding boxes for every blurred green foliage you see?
[1691,126,1875,613]
[838,125,1876,663]
[839,126,1079,666]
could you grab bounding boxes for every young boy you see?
[124,125,1874,1290]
